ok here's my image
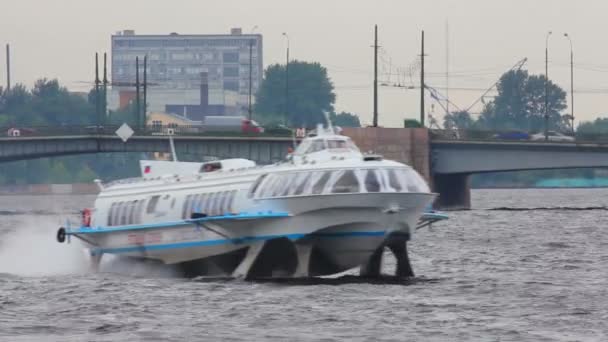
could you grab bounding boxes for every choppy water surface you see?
[0,190,607,341]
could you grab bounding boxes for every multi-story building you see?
[109,28,263,120]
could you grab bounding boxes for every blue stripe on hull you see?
[68,212,291,236]
[91,231,387,256]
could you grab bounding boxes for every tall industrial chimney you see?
[6,44,10,91]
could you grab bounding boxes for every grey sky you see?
[1,0,607,127]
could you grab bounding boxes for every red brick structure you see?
[341,127,430,181]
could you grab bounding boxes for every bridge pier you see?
[433,173,471,210]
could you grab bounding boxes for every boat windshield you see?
[295,137,359,155]
[251,167,429,199]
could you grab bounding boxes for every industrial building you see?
[108,28,263,120]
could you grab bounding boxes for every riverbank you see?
[0,183,99,195]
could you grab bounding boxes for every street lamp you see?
[544,31,552,141]
[248,25,258,121]
[282,32,290,125]
[564,33,574,133]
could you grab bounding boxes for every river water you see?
[0,189,606,341]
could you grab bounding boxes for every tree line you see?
[442,69,571,132]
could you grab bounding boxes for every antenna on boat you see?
[324,112,334,134]
[167,128,178,162]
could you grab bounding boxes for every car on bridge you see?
[492,130,530,141]
[530,131,575,142]
[6,127,37,137]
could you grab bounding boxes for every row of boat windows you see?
[107,199,150,226]
[249,168,429,199]
[182,190,238,219]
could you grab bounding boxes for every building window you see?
[223,80,239,92]
[223,66,239,77]
[223,51,239,63]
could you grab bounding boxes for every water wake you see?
[487,206,608,211]
[0,216,90,276]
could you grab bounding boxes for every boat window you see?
[194,194,204,213]
[200,162,222,173]
[259,174,279,198]
[227,190,237,213]
[377,169,390,192]
[217,191,227,215]
[182,195,191,219]
[280,174,297,196]
[108,203,117,226]
[327,139,348,149]
[306,140,326,154]
[331,170,359,193]
[271,174,289,197]
[147,195,160,214]
[405,169,430,193]
[128,200,137,224]
[294,140,311,155]
[365,170,381,192]
[119,202,129,225]
[291,172,311,196]
[345,139,360,152]
[249,174,267,198]
[208,192,218,216]
[135,200,146,223]
[222,191,231,214]
[201,193,211,215]
[312,171,332,194]
[112,202,121,226]
[388,169,403,192]
[213,192,222,216]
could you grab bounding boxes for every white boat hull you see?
[68,192,434,278]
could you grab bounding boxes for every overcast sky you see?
[1,0,607,127]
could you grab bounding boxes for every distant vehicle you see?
[202,116,264,134]
[530,131,575,142]
[6,127,36,137]
[492,131,530,140]
[264,124,292,135]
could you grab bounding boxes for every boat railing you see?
[104,177,144,188]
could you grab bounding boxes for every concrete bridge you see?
[0,135,293,164]
[3,128,608,209]
[431,140,608,208]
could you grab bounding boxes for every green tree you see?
[0,79,95,127]
[107,102,139,127]
[255,61,336,128]
[577,118,608,134]
[443,110,475,130]
[330,111,360,127]
[478,69,567,132]
[403,119,423,128]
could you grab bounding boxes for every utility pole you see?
[564,33,574,133]
[282,33,290,125]
[95,53,100,130]
[445,20,450,117]
[143,55,147,129]
[420,30,425,126]
[248,38,254,120]
[544,31,552,141]
[135,56,140,131]
[5,44,10,91]
[373,25,379,127]
[102,53,108,125]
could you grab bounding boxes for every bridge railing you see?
[1,124,294,138]
[430,129,608,144]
